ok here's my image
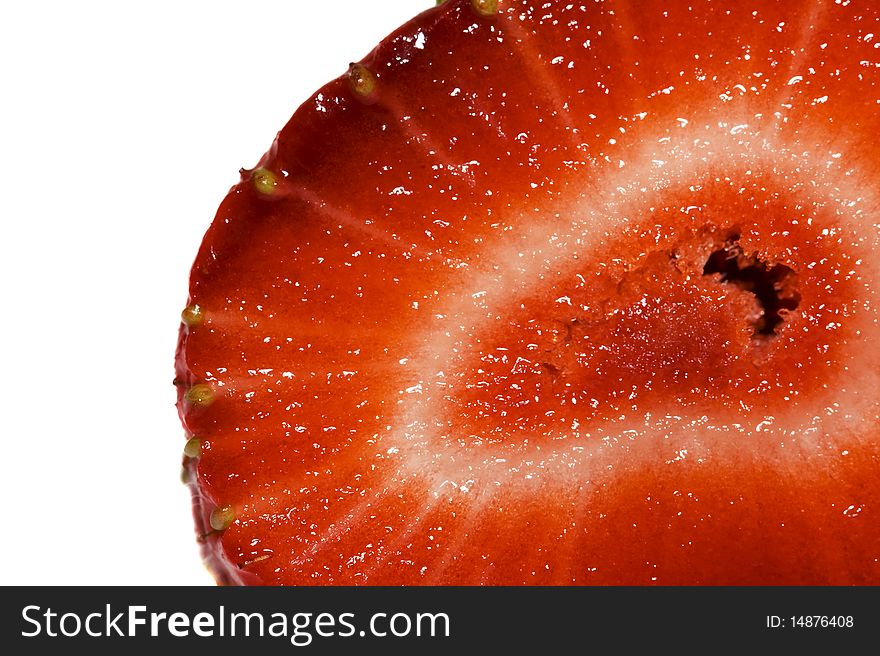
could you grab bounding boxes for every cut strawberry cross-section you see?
[176,0,880,585]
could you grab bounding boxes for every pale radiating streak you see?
[288,486,391,568]
[500,16,584,151]
[291,184,470,271]
[380,92,463,174]
[356,490,447,581]
[772,0,828,134]
[422,485,495,585]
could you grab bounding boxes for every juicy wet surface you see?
[177,0,880,584]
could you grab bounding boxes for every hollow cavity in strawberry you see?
[176,0,880,585]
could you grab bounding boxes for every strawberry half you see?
[176,0,880,585]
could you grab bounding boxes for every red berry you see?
[177,0,880,585]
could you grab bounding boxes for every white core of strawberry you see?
[380,127,880,500]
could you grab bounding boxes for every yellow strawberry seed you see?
[348,63,377,98]
[183,437,201,458]
[181,303,203,326]
[252,167,278,195]
[185,384,215,407]
[472,0,499,17]
[210,505,236,531]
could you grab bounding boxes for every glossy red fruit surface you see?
[176,0,880,584]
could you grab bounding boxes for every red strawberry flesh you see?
[177,0,880,584]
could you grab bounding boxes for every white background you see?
[0,0,426,585]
